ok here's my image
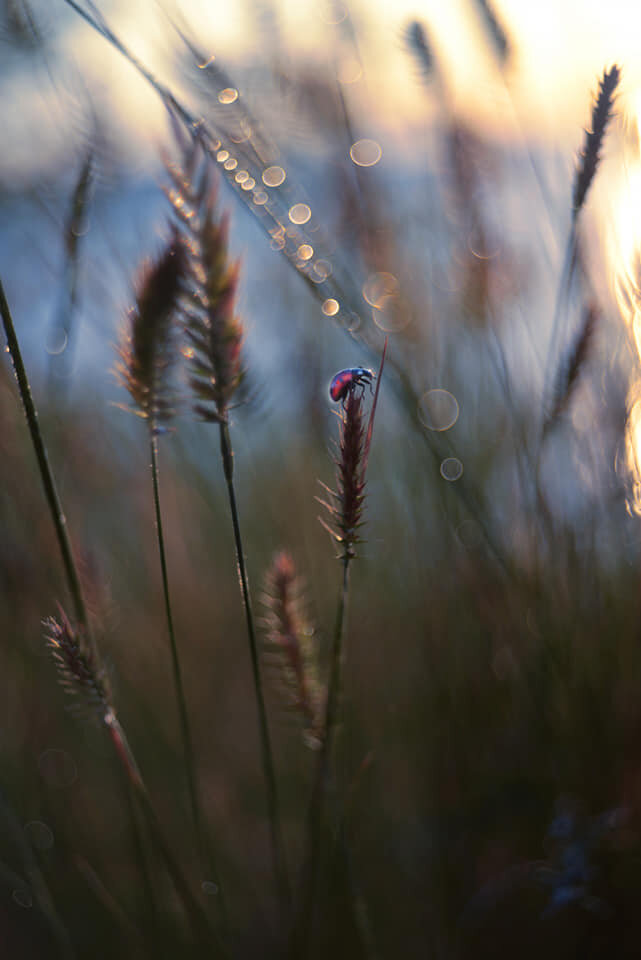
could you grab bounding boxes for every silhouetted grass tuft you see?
[262,550,323,749]
[45,606,111,718]
[573,65,621,217]
[116,229,186,424]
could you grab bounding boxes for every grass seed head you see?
[573,65,620,217]
[44,607,112,719]
[262,551,323,748]
[116,230,186,425]
[319,390,367,559]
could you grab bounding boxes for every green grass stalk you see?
[149,425,229,938]
[0,275,89,635]
[218,420,291,917]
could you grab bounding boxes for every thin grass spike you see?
[44,606,111,718]
[405,21,434,80]
[573,65,620,217]
[115,231,186,424]
[168,136,290,915]
[262,552,323,749]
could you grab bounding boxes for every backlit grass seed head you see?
[44,607,112,719]
[573,65,620,217]
[262,551,323,748]
[116,231,185,424]
[180,192,244,424]
[319,390,367,558]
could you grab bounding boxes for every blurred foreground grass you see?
[3,2,641,958]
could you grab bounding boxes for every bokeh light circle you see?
[24,820,54,850]
[289,203,312,225]
[322,298,340,316]
[12,889,32,908]
[418,389,459,431]
[262,166,286,187]
[218,88,238,105]
[440,457,463,481]
[362,272,398,308]
[350,139,382,167]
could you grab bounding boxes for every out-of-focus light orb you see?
[262,165,286,187]
[322,298,340,316]
[253,189,268,205]
[418,389,459,431]
[181,346,195,360]
[338,57,363,84]
[46,328,68,355]
[298,244,314,260]
[270,236,285,251]
[241,178,255,191]
[468,232,500,260]
[440,457,464,481]
[363,271,398,308]
[218,88,239,105]
[223,157,238,171]
[24,821,54,850]
[230,125,251,144]
[311,259,332,281]
[350,139,382,167]
[216,149,229,162]
[235,170,249,183]
[372,305,409,333]
[12,889,32,909]
[289,203,312,225]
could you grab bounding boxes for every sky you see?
[5,0,641,187]
[47,0,641,144]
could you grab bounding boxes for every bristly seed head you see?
[185,205,244,423]
[115,230,186,425]
[165,141,245,425]
[44,607,112,719]
[261,551,323,748]
[318,389,367,559]
[573,65,620,217]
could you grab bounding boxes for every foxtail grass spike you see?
[168,139,290,914]
[184,210,244,424]
[573,65,620,218]
[318,391,367,559]
[300,346,386,955]
[262,552,323,749]
[471,0,510,63]
[115,230,186,424]
[404,21,434,80]
[116,214,229,938]
[44,606,112,718]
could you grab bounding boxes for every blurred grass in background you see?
[3,0,641,957]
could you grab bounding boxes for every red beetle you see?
[329,366,375,403]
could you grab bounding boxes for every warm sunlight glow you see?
[612,90,641,513]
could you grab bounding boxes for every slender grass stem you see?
[296,554,351,958]
[218,421,291,917]
[105,713,225,955]
[540,229,579,439]
[0,276,89,635]
[122,775,165,959]
[148,425,230,939]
